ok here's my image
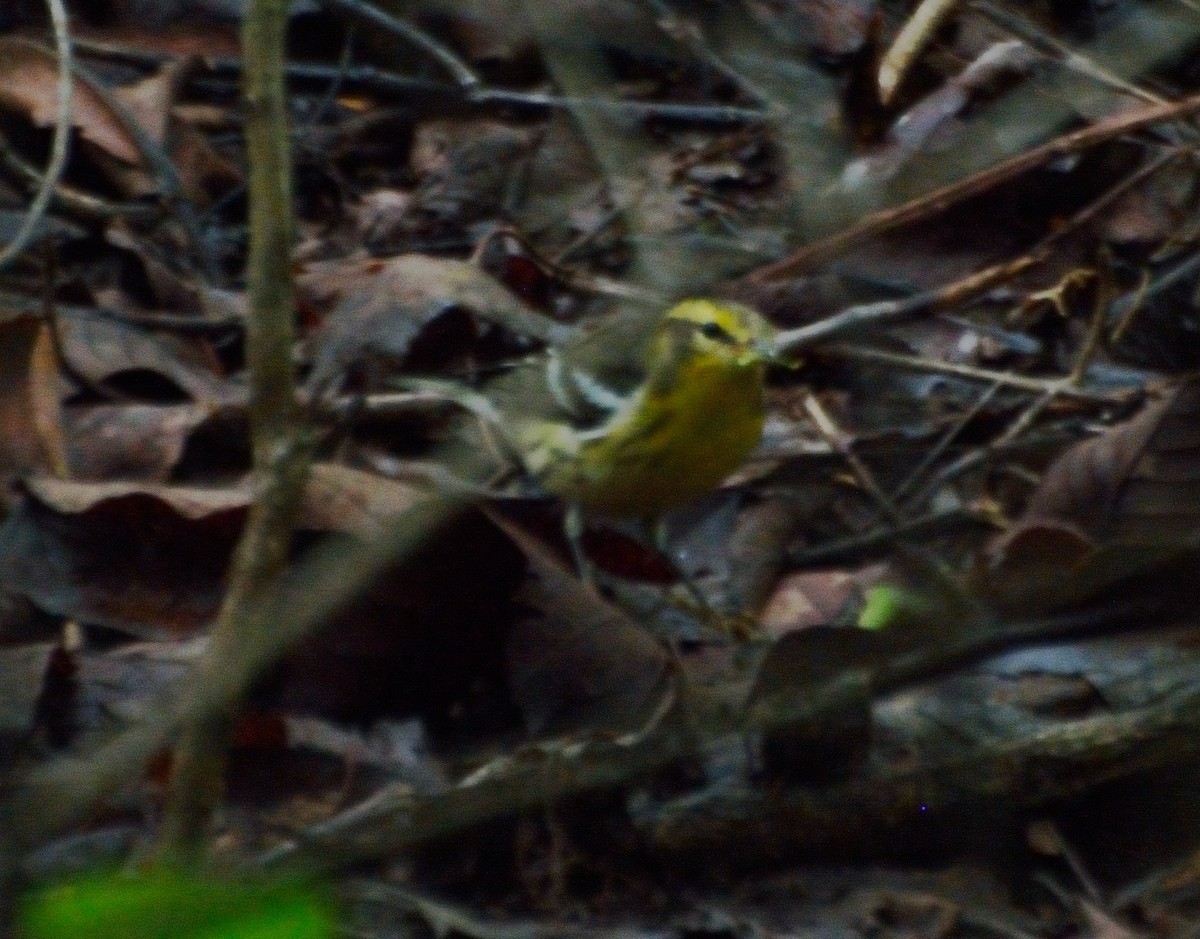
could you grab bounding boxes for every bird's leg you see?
[564,502,597,585]
[647,517,712,612]
[648,517,755,639]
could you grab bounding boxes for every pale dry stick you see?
[902,382,1067,514]
[158,0,309,862]
[475,90,764,125]
[639,0,770,106]
[803,392,906,525]
[969,0,1168,106]
[824,343,1132,403]
[1068,261,1115,387]
[1044,823,1107,906]
[0,0,71,270]
[773,256,1036,356]
[878,0,960,106]
[747,91,1200,282]
[789,507,993,566]
[317,0,480,90]
[890,380,1005,505]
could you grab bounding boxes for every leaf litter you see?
[3,1,1200,937]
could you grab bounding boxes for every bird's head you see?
[656,299,782,370]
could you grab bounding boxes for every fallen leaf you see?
[301,253,568,394]
[495,513,673,736]
[0,38,140,164]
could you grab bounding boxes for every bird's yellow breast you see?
[541,356,766,519]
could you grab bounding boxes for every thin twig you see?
[74,39,768,127]
[890,381,1004,504]
[1027,147,1180,258]
[1069,257,1114,386]
[318,0,481,90]
[0,2,72,270]
[903,389,1067,512]
[969,0,1168,106]
[804,392,905,525]
[878,0,960,106]
[772,257,1036,355]
[823,343,1136,403]
[788,507,995,565]
[157,0,310,863]
[0,127,158,222]
[749,91,1200,281]
[638,0,768,106]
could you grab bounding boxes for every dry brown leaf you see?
[103,57,198,197]
[974,381,1200,613]
[28,323,69,479]
[0,479,244,636]
[492,512,672,736]
[0,37,141,165]
[56,309,235,408]
[1022,381,1200,543]
[301,253,568,393]
[0,315,58,489]
[60,403,222,482]
[23,476,250,518]
[300,463,434,539]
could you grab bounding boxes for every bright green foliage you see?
[857,584,927,631]
[19,869,334,939]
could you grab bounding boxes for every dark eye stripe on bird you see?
[697,321,736,344]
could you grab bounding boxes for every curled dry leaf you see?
[55,309,236,408]
[0,317,60,488]
[299,463,434,539]
[492,512,672,737]
[60,403,228,482]
[981,380,1200,613]
[0,478,246,637]
[105,56,241,201]
[1022,381,1200,543]
[301,253,570,394]
[0,38,141,165]
[104,225,248,322]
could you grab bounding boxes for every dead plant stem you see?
[157,0,309,863]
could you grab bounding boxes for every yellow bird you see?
[520,300,776,512]
[412,299,785,581]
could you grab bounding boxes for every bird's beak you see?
[746,338,800,369]
[737,338,774,366]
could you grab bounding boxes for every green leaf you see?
[19,870,335,939]
[857,584,927,631]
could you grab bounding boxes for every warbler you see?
[413,299,785,580]
[516,299,779,518]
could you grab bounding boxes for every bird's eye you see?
[698,321,735,344]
